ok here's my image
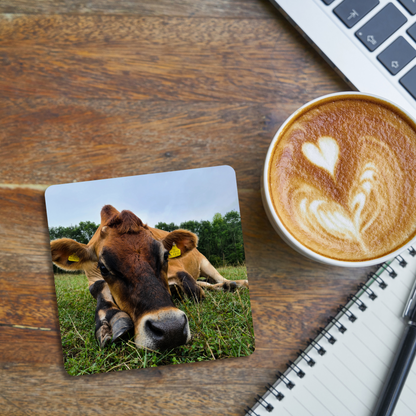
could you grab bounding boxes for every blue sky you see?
[44,165,241,228]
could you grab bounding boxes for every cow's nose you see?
[140,310,191,350]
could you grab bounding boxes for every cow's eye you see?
[98,263,110,276]
[164,251,169,262]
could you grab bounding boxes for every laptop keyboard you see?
[378,37,416,74]
[399,0,416,15]
[322,0,416,101]
[334,0,379,28]
[355,4,407,51]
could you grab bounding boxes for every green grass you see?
[54,266,255,376]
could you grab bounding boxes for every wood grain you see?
[0,15,340,102]
[0,0,276,17]
[0,2,376,415]
[0,14,344,188]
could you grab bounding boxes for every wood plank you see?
[0,273,59,329]
[74,360,260,416]
[0,360,275,416]
[0,99,351,190]
[0,363,81,415]
[0,0,276,18]
[0,101,290,188]
[0,326,62,364]
[0,15,344,103]
[0,188,52,273]
[0,14,345,188]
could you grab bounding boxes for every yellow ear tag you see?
[168,243,181,259]
[68,253,80,262]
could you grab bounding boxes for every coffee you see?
[267,95,416,262]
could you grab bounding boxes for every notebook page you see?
[250,250,416,416]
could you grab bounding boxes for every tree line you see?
[49,211,245,269]
[155,211,245,267]
[49,221,98,245]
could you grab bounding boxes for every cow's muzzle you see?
[135,308,191,350]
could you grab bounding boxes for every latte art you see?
[268,96,416,261]
[296,136,400,255]
[302,136,339,177]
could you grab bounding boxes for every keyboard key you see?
[398,0,416,15]
[400,66,416,99]
[407,22,416,43]
[355,4,407,52]
[322,0,335,4]
[334,0,379,28]
[377,36,416,75]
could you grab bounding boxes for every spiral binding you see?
[267,384,284,401]
[379,263,397,278]
[287,360,305,377]
[319,327,336,344]
[297,349,315,366]
[347,294,367,311]
[395,255,407,268]
[368,272,388,289]
[244,249,410,416]
[277,371,295,389]
[358,282,377,300]
[327,316,347,333]
[254,395,273,412]
[245,407,260,416]
[337,305,357,322]
[308,338,326,355]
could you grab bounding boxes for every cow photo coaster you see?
[45,165,255,376]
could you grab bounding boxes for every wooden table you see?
[0,1,379,414]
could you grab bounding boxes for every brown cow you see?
[50,205,248,350]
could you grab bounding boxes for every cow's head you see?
[50,205,197,350]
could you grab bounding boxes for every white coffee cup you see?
[261,92,416,267]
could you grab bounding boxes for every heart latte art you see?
[268,97,416,261]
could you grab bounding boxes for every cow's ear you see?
[100,205,120,224]
[50,238,98,271]
[161,230,198,258]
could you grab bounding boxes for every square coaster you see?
[45,165,255,376]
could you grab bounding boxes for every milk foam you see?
[297,155,380,254]
[269,97,416,261]
[302,136,339,177]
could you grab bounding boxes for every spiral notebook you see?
[246,247,416,416]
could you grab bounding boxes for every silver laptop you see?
[270,0,416,115]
